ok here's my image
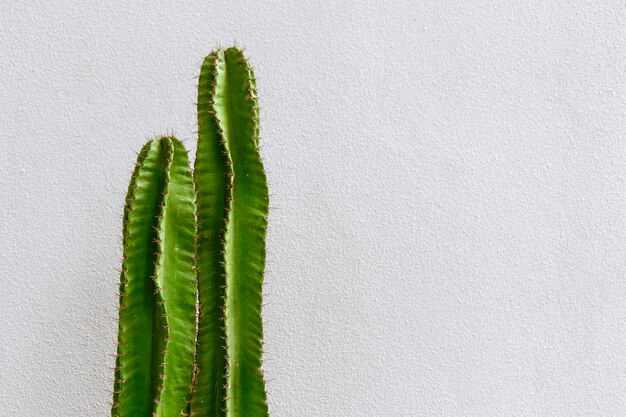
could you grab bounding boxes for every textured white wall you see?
[2,2,626,416]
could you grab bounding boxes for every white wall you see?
[2,2,626,416]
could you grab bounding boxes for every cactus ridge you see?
[189,50,229,417]
[191,47,269,417]
[113,137,197,417]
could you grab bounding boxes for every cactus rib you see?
[190,50,230,417]
[113,137,197,417]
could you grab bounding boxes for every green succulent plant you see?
[112,47,269,417]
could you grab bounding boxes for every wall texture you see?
[2,2,626,416]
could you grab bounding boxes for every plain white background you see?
[2,1,626,416]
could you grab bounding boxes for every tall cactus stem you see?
[191,47,269,417]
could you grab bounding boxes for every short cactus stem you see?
[113,137,197,417]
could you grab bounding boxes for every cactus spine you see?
[191,47,269,417]
[113,47,269,417]
[113,137,197,417]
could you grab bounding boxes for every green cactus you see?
[113,136,198,417]
[113,47,269,417]
[191,47,269,417]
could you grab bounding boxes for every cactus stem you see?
[113,137,196,417]
[190,47,269,417]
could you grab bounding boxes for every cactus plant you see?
[191,47,269,417]
[113,136,198,417]
[112,47,269,417]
